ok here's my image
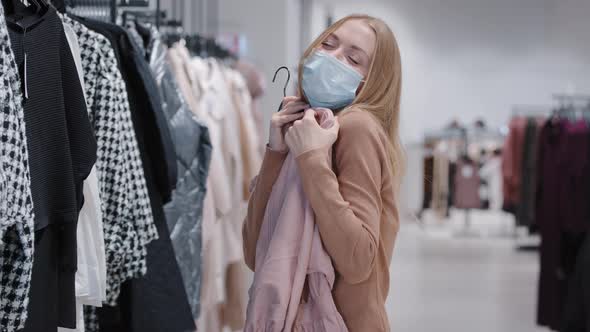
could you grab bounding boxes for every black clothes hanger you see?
[272,66,291,112]
[3,0,48,22]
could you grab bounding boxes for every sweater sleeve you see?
[242,146,288,270]
[295,111,384,284]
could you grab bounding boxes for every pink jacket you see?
[244,109,348,332]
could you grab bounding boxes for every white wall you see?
[309,0,590,143]
[217,0,304,136]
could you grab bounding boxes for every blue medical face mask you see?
[301,51,364,110]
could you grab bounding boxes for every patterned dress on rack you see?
[60,14,158,306]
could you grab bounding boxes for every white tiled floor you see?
[386,214,549,332]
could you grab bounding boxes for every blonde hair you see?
[298,14,405,193]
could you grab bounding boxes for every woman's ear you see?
[356,80,366,95]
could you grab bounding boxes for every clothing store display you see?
[302,51,363,109]
[245,109,348,332]
[244,110,399,332]
[536,118,590,331]
[4,3,97,232]
[190,55,247,332]
[62,18,107,311]
[0,2,97,330]
[453,158,482,209]
[145,24,213,320]
[76,18,195,332]
[1,2,268,331]
[61,14,156,306]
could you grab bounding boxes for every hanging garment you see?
[235,60,266,152]
[536,119,567,331]
[245,108,347,332]
[431,147,450,216]
[167,46,233,331]
[203,58,250,332]
[60,14,155,306]
[479,156,503,210]
[226,68,263,201]
[76,19,195,332]
[188,55,243,332]
[453,158,482,209]
[563,232,590,332]
[75,19,178,205]
[421,155,434,211]
[145,25,213,320]
[517,118,539,228]
[502,117,527,213]
[0,3,35,332]
[536,119,590,330]
[559,120,590,234]
[59,20,106,332]
[4,4,97,233]
[77,168,107,304]
[3,3,97,329]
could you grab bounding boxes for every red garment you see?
[501,117,527,209]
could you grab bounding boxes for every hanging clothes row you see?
[532,109,590,332]
[421,121,505,219]
[165,34,265,332]
[0,1,265,332]
[501,115,546,229]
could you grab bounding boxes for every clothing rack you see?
[158,19,237,60]
[511,105,552,117]
[121,7,165,28]
[422,121,506,237]
[66,0,151,23]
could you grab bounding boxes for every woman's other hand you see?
[268,96,309,152]
[285,109,340,157]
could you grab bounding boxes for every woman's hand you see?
[268,96,309,152]
[285,109,340,157]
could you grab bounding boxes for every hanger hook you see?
[272,66,291,98]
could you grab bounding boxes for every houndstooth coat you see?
[60,14,158,306]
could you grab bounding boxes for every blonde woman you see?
[243,14,403,331]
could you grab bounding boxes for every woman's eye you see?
[348,56,360,65]
[322,41,334,49]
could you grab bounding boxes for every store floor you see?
[387,213,547,332]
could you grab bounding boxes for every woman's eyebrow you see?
[350,45,369,58]
[329,32,340,42]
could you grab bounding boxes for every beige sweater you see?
[243,110,399,332]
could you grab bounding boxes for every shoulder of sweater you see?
[338,108,383,133]
[337,109,386,146]
[334,109,388,159]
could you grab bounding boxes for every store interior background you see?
[156,0,590,210]
[153,0,588,330]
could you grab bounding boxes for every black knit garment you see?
[5,4,97,231]
[3,3,96,330]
